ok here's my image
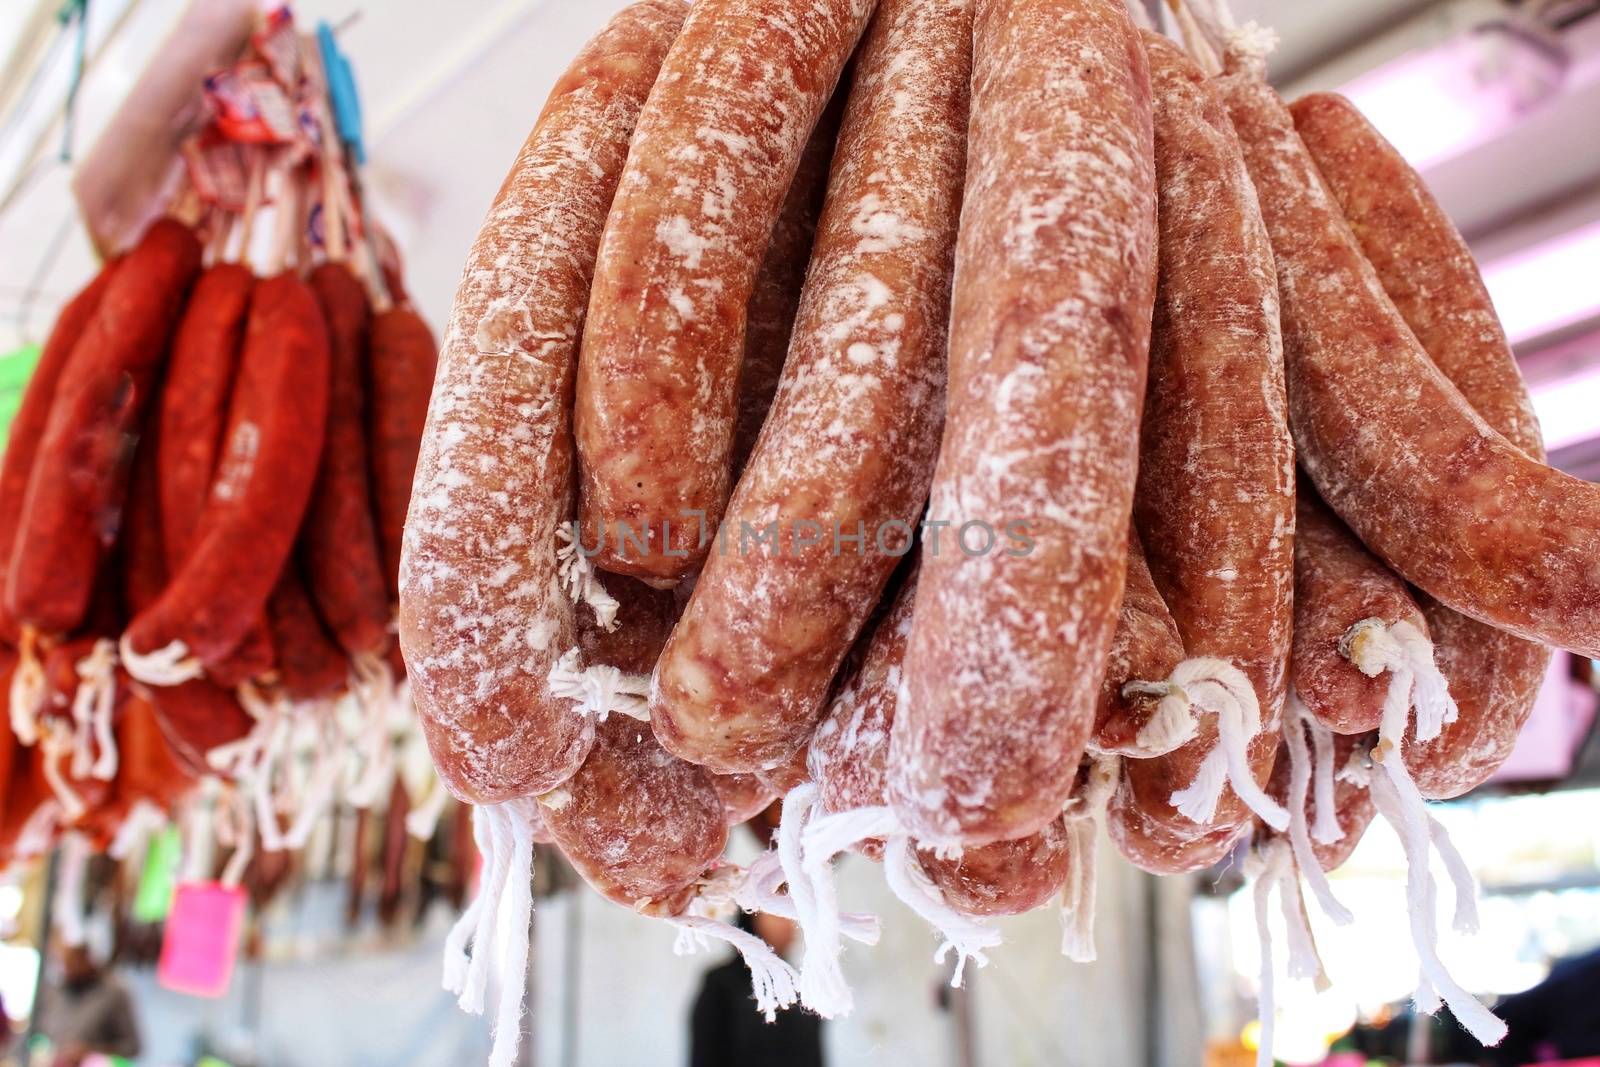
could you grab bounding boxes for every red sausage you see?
[0,260,121,645]
[303,262,390,659]
[365,304,437,600]
[123,271,330,677]
[266,564,350,702]
[119,426,253,766]
[8,220,200,636]
[156,262,275,687]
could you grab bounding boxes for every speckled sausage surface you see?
[888,0,1157,848]
[1114,32,1293,849]
[1291,485,1426,735]
[651,0,966,775]
[575,0,876,582]
[1092,526,1186,757]
[399,1,686,804]
[1289,92,1555,799]
[1221,60,1600,659]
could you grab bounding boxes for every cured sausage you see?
[1223,49,1512,1049]
[159,263,254,567]
[1219,56,1600,659]
[400,0,686,804]
[651,0,966,775]
[1267,714,1375,875]
[1288,92,1554,799]
[889,0,1157,848]
[1092,526,1187,757]
[918,817,1073,917]
[888,0,1156,848]
[728,94,844,478]
[710,773,777,826]
[808,572,920,859]
[304,262,390,659]
[574,0,876,582]
[1106,777,1248,875]
[1113,31,1294,856]
[540,716,728,916]
[366,304,437,599]
[1291,485,1436,735]
[0,260,120,646]
[157,262,274,688]
[8,220,200,636]
[795,573,1086,1012]
[118,425,254,767]
[1407,599,1550,799]
[266,565,350,703]
[123,271,330,681]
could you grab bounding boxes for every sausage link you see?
[1220,60,1600,658]
[159,264,255,564]
[1106,778,1247,874]
[1289,92,1554,798]
[574,0,876,582]
[541,717,727,916]
[890,0,1157,847]
[651,0,967,774]
[158,263,275,687]
[266,564,349,702]
[8,220,200,635]
[0,260,120,645]
[365,305,437,599]
[400,1,686,804]
[918,816,1073,917]
[123,271,329,675]
[1092,525,1186,757]
[112,688,195,815]
[1263,727,1376,873]
[1291,485,1427,734]
[806,571,1082,916]
[1113,33,1295,855]
[728,90,845,478]
[711,773,778,826]
[119,425,253,765]
[303,262,390,658]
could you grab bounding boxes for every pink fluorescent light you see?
[1481,222,1600,348]
[1528,363,1600,452]
[1342,43,1510,168]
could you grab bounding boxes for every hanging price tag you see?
[0,342,42,450]
[157,880,248,997]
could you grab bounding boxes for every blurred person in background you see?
[689,910,824,1067]
[1473,946,1600,1067]
[32,941,141,1067]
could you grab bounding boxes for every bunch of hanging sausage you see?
[401,0,1599,1053]
[0,211,437,867]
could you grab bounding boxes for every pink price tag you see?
[157,881,248,998]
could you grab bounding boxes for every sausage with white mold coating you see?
[889,0,1158,848]
[1288,90,1554,799]
[1220,55,1600,659]
[399,1,686,804]
[574,0,878,583]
